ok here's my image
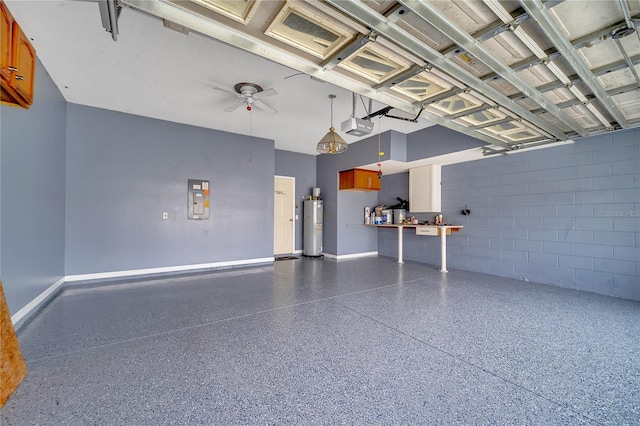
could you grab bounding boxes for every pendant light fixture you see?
[316,94,348,154]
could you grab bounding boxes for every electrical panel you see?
[187,179,210,220]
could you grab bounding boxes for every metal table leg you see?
[439,228,448,272]
[397,226,404,264]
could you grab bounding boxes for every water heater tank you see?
[303,199,323,257]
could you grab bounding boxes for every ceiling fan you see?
[214,82,278,114]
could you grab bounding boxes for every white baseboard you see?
[324,251,378,260]
[12,257,274,327]
[64,257,274,282]
[11,277,65,328]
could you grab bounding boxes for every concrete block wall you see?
[378,129,639,301]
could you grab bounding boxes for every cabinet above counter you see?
[339,168,380,191]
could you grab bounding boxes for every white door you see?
[274,176,295,255]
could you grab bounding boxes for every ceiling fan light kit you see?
[317,95,348,155]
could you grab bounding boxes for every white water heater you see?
[303,199,323,257]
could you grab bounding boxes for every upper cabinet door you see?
[0,2,14,83]
[12,22,35,105]
[354,169,380,190]
[339,168,381,191]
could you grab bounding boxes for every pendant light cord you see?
[377,115,382,179]
[329,94,335,129]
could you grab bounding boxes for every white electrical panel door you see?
[409,165,441,213]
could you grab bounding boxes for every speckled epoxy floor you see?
[2,257,639,424]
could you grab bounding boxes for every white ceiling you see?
[5,0,436,156]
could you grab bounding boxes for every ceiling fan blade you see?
[214,86,240,97]
[224,100,246,112]
[253,88,277,99]
[253,100,278,115]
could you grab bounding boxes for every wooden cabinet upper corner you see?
[1,0,36,109]
[339,168,381,191]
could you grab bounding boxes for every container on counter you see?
[393,209,406,225]
[382,209,393,224]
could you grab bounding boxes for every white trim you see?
[11,277,65,326]
[64,257,274,282]
[324,251,378,260]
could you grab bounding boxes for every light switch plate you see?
[162,212,168,219]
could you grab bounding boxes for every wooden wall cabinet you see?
[1,0,36,109]
[409,164,441,212]
[339,168,380,191]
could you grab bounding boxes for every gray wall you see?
[275,149,316,251]
[65,104,274,275]
[0,59,67,314]
[317,131,395,255]
[396,124,486,221]
[379,129,640,300]
[407,124,486,161]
